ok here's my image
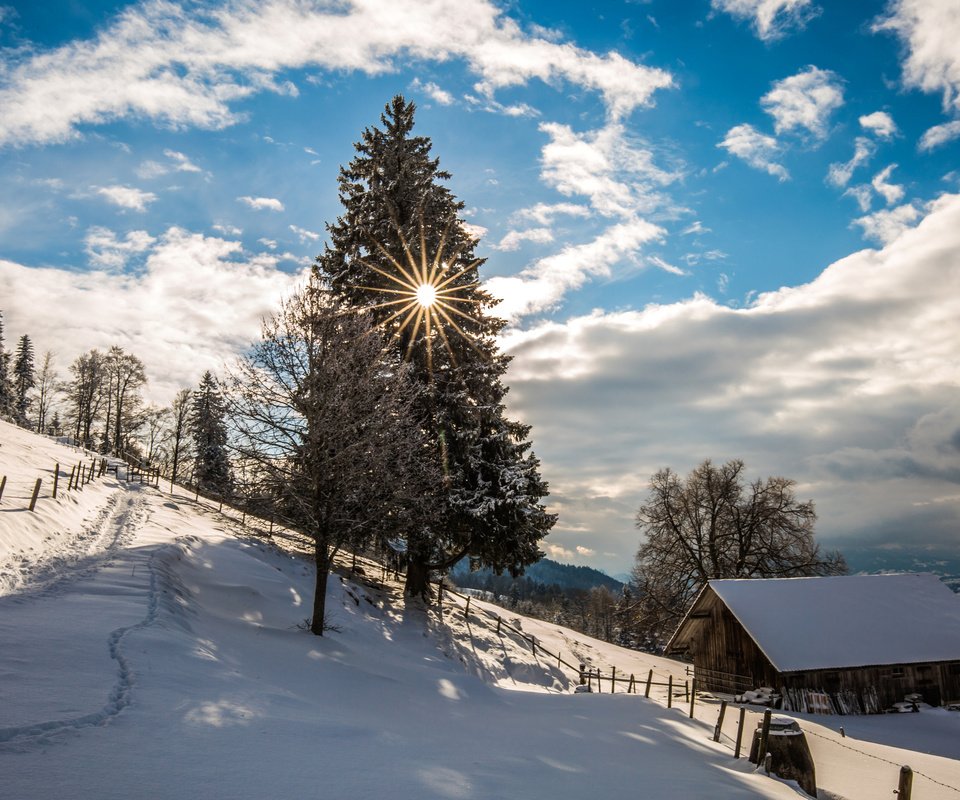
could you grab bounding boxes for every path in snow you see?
[0,484,166,744]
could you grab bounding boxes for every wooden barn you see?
[666,573,960,714]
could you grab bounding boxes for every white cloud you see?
[648,255,687,276]
[853,202,921,244]
[461,221,489,241]
[718,123,789,180]
[761,65,844,140]
[515,202,591,226]
[0,0,674,147]
[238,196,284,212]
[258,237,278,249]
[871,164,905,206]
[83,226,156,270]
[681,220,711,236]
[843,185,874,212]
[136,149,203,179]
[213,223,242,236]
[502,193,960,567]
[711,0,819,40]
[493,227,554,251]
[859,110,899,140]
[0,227,306,403]
[164,149,202,173]
[827,137,875,188]
[919,119,960,151]
[94,184,158,211]
[486,218,663,319]
[539,121,679,218]
[411,78,454,106]
[875,0,960,113]
[575,545,595,557]
[288,224,320,243]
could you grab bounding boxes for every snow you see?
[1,420,959,799]
[707,574,960,672]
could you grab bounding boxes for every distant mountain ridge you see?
[450,557,623,593]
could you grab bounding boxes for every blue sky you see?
[1,0,959,575]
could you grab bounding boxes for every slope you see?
[0,420,956,799]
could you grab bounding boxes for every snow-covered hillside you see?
[1,419,958,800]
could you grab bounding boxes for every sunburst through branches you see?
[352,218,485,371]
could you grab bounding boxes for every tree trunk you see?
[404,553,433,601]
[311,541,332,636]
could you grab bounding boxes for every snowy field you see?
[1,419,959,800]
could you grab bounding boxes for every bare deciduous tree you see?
[632,459,846,645]
[227,279,437,635]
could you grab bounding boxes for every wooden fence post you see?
[464,596,470,618]
[579,663,586,686]
[628,674,636,694]
[689,678,697,718]
[713,700,728,742]
[897,766,913,800]
[68,465,76,490]
[496,617,502,636]
[644,669,653,698]
[757,709,772,765]
[29,478,43,511]
[595,668,602,693]
[685,679,690,702]
[667,674,673,708]
[611,666,617,694]
[52,463,59,498]
[0,474,6,503]
[734,706,746,759]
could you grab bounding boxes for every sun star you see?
[354,218,485,369]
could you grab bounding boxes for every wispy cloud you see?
[761,65,844,140]
[514,202,591,226]
[288,224,320,243]
[718,123,789,180]
[238,196,284,212]
[711,0,819,41]
[486,219,663,319]
[0,0,673,148]
[827,137,875,188]
[859,110,899,140]
[411,78,454,106]
[871,164,905,206]
[492,227,554,251]
[919,119,960,152]
[94,184,158,211]
[136,149,203,179]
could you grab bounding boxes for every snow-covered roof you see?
[699,574,960,672]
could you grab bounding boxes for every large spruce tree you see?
[316,96,555,598]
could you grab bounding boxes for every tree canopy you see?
[632,458,847,645]
[315,96,554,597]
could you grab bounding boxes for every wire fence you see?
[14,436,959,799]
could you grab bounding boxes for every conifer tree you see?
[316,96,555,598]
[0,311,13,419]
[190,371,233,495]
[13,334,35,427]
